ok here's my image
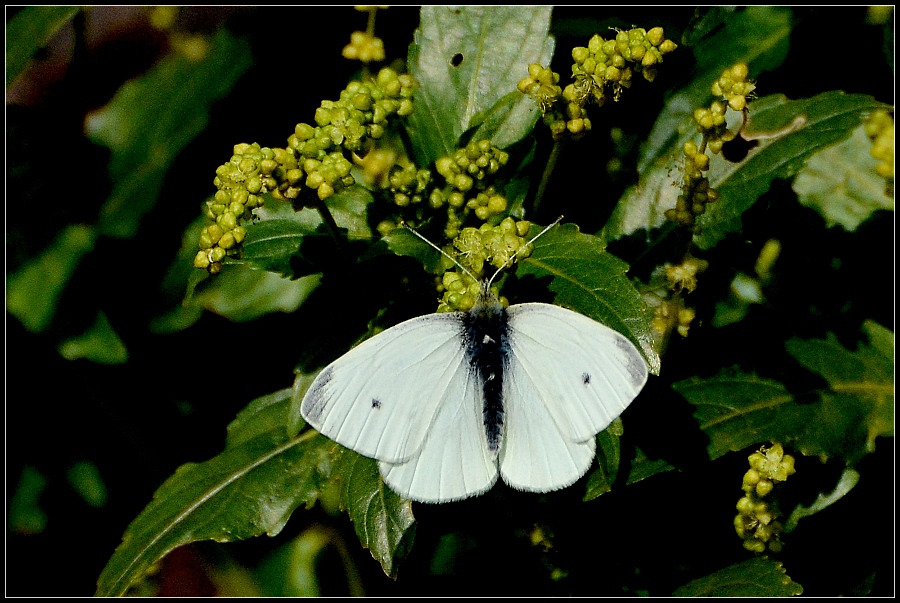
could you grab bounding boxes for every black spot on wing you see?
[582,372,591,385]
[302,366,334,423]
[371,398,382,409]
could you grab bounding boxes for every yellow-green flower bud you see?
[209,247,226,263]
[218,232,236,249]
[454,173,474,192]
[317,182,334,200]
[743,539,766,553]
[572,47,590,64]
[756,479,774,497]
[193,250,210,269]
[647,27,664,46]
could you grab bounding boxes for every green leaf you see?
[256,528,330,597]
[244,187,375,277]
[66,460,108,508]
[150,216,211,334]
[784,321,894,460]
[9,466,48,535]
[96,389,337,597]
[784,467,860,533]
[680,322,893,464]
[335,450,417,579]
[58,311,129,364]
[256,526,364,597]
[673,557,803,596]
[380,226,450,274]
[7,224,96,332]
[606,91,890,246]
[584,419,623,501]
[6,6,78,88]
[516,223,660,375]
[625,446,676,485]
[640,6,792,173]
[680,7,738,47]
[406,6,553,165]
[601,153,683,244]
[288,372,317,439]
[241,219,311,276]
[697,91,891,249]
[792,124,894,230]
[254,187,374,243]
[189,265,321,323]
[226,389,302,448]
[85,29,252,239]
[677,373,795,460]
[463,89,542,151]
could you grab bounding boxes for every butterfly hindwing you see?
[499,362,597,491]
[302,312,472,464]
[380,357,498,502]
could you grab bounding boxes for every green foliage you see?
[406,6,554,164]
[698,92,892,248]
[85,29,253,239]
[7,225,96,333]
[606,92,891,246]
[96,389,337,597]
[639,6,792,173]
[672,557,803,597]
[6,6,893,598]
[58,311,129,364]
[679,321,893,464]
[9,467,49,535]
[6,6,79,88]
[792,125,895,230]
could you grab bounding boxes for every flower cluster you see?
[433,140,511,238]
[196,68,415,272]
[518,27,677,140]
[665,139,720,227]
[436,218,533,312]
[374,139,513,240]
[342,30,385,63]
[667,63,755,228]
[734,443,796,554]
[194,143,277,273]
[697,63,755,152]
[385,163,434,208]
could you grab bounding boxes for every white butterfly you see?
[301,223,648,503]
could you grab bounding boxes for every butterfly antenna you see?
[401,222,479,282]
[486,216,564,287]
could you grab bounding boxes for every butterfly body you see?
[301,283,648,503]
[461,287,510,455]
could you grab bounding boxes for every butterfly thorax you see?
[461,286,510,456]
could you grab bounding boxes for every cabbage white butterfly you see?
[301,221,648,502]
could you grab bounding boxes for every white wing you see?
[499,302,648,491]
[300,312,498,501]
[379,359,498,502]
[302,312,463,463]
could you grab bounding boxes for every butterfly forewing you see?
[505,303,648,443]
[301,312,471,464]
